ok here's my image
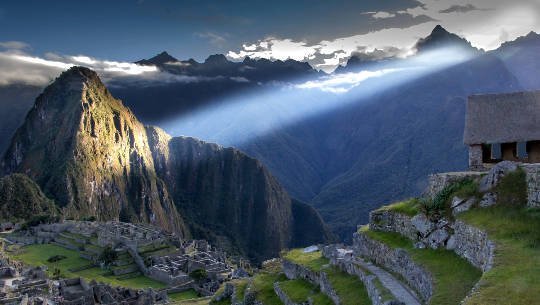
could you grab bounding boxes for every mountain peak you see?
[136,51,179,66]
[431,24,449,35]
[58,66,99,82]
[204,54,230,65]
[415,25,477,53]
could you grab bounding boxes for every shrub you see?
[20,214,60,230]
[497,167,527,207]
[420,178,477,219]
[189,269,207,282]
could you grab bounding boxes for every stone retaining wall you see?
[448,220,495,272]
[422,171,485,199]
[112,265,139,276]
[273,282,312,305]
[323,245,402,305]
[353,232,433,301]
[369,210,416,240]
[366,209,495,273]
[282,259,320,285]
[521,163,540,207]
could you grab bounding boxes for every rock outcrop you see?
[0,66,332,262]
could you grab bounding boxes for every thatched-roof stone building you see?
[464,90,540,171]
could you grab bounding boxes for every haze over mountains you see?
[1,25,539,241]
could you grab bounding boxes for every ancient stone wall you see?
[353,232,433,301]
[273,282,312,305]
[282,259,320,285]
[521,163,540,207]
[449,220,495,272]
[422,171,484,198]
[369,210,416,240]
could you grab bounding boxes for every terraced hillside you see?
[205,162,539,305]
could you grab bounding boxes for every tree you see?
[189,269,207,282]
[99,245,118,265]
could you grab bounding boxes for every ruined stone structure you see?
[149,245,231,285]
[464,90,540,171]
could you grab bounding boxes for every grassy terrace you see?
[62,232,93,240]
[169,296,212,305]
[8,244,165,289]
[359,226,482,305]
[375,198,420,216]
[168,289,200,301]
[321,265,371,305]
[234,278,249,302]
[459,205,540,304]
[252,272,287,304]
[283,248,371,305]
[279,279,333,305]
[282,248,329,271]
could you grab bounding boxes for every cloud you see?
[372,12,396,19]
[230,76,249,83]
[164,61,191,67]
[0,49,227,86]
[228,37,318,62]
[227,0,539,72]
[0,41,30,50]
[438,4,485,14]
[228,23,438,72]
[195,32,228,47]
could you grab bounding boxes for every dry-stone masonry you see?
[353,231,433,301]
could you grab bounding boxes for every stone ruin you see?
[148,244,231,286]
[464,90,540,171]
[58,277,169,305]
[1,220,235,303]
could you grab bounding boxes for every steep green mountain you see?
[1,67,185,234]
[0,173,56,222]
[0,66,333,261]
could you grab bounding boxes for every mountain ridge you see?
[0,66,334,261]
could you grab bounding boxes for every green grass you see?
[279,279,333,305]
[62,232,92,240]
[8,244,165,289]
[322,265,371,305]
[282,249,329,272]
[375,198,420,216]
[252,272,287,304]
[459,205,540,304]
[168,290,200,301]
[362,229,482,304]
[56,236,84,247]
[234,278,249,301]
[85,243,104,251]
[169,296,212,305]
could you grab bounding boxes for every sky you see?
[0,0,538,81]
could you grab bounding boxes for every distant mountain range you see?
[0,25,538,242]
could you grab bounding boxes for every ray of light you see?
[161,46,477,146]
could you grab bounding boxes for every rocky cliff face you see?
[146,126,296,261]
[1,66,332,261]
[1,67,184,234]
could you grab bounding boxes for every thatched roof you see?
[464,90,540,145]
